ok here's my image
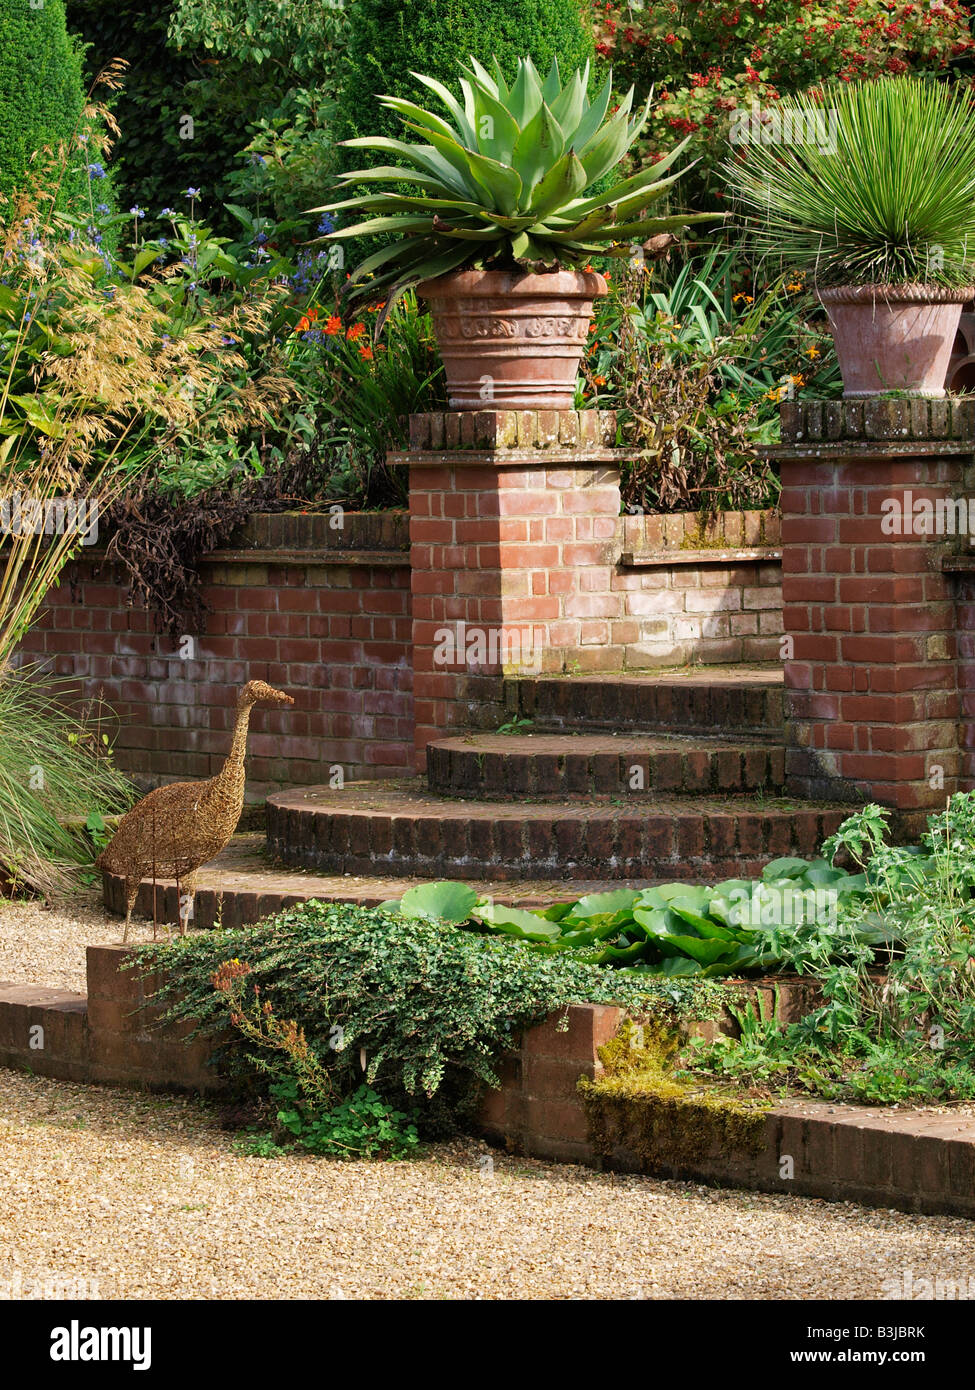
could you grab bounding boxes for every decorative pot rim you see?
[417,267,608,298]
[815,283,975,306]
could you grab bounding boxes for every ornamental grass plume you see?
[0,66,293,894]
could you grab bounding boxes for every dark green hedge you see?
[0,0,87,210]
[336,0,596,158]
[66,0,241,228]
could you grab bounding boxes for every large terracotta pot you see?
[417,268,608,411]
[817,284,975,398]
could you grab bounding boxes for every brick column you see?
[772,398,975,828]
[392,410,626,770]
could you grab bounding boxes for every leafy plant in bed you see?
[382,852,898,979]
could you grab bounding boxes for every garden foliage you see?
[0,0,89,213]
[593,0,975,206]
[141,899,718,1144]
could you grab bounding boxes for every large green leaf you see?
[474,901,563,941]
[413,126,523,215]
[511,101,565,204]
[528,151,588,218]
[562,889,643,919]
[399,881,480,924]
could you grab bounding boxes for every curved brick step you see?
[266,779,849,882]
[100,833,665,930]
[506,664,784,737]
[426,732,785,799]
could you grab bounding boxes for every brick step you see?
[505,663,784,737]
[265,779,848,882]
[100,833,668,931]
[426,733,785,799]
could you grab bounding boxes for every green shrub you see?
[336,0,595,161]
[0,0,91,213]
[140,899,718,1129]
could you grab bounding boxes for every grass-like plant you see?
[722,78,975,289]
[318,55,720,315]
[0,671,133,894]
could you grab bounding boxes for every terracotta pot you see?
[817,284,975,398]
[417,268,608,411]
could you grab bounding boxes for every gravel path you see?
[0,894,160,994]
[1,1068,974,1301]
[2,896,975,1300]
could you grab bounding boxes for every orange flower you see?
[359,344,374,361]
[347,322,366,341]
[296,307,319,332]
[324,315,342,336]
[594,375,606,386]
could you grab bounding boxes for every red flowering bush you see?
[593,0,975,201]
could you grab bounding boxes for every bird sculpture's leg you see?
[179,875,197,937]
[122,886,137,945]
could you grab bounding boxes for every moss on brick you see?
[579,1017,768,1170]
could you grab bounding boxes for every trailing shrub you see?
[140,900,719,1132]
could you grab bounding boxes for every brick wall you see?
[616,508,782,668]
[16,488,782,787]
[400,410,783,763]
[774,399,974,819]
[16,512,413,799]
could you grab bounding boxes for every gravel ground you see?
[2,897,975,1300]
[0,894,160,994]
[1,1069,974,1300]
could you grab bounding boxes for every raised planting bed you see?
[1,951,972,1217]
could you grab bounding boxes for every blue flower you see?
[317,214,335,236]
[130,206,145,218]
[160,207,175,217]
[87,163,106,179]
[254,232,268,245]
[185,187,201,198]
[96,203,111,215]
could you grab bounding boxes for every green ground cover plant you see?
[380,855,891,978]
[139,900,721,1153]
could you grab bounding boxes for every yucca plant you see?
[318,55,719,316]
[722,78,975,289]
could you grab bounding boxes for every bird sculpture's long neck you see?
[221,701,255,783]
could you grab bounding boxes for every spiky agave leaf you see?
[313,55,723,312]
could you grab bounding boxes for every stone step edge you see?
[426,737,786,798]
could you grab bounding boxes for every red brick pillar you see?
[393,410,625,770]
[774,398,975,829]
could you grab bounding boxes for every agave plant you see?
[317,56,719,315]
[722,78,975,289]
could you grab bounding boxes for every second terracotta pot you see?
[417,268,608,412]
[817,284,974,398]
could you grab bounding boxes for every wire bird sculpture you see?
[97,679,294,939]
